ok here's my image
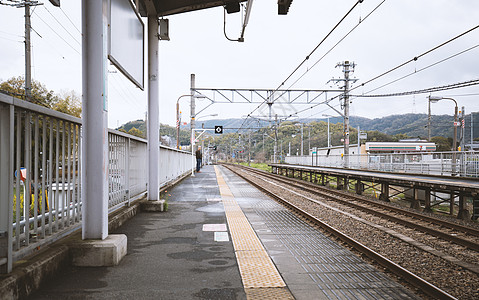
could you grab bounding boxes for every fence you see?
[0,93,83,273]
[108,129,193,210]
[286,151,479,177]
[0,93,193,273]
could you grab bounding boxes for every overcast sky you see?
[1,0,478,129]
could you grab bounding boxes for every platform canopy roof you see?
[139,0,246,16]
[138,0,293,16]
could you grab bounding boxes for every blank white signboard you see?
[109,0,144,90]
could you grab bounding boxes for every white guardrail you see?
[285,151,479,177]
[0,92,192,273]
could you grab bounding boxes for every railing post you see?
[126,137,131,206]
[0,103,13,273]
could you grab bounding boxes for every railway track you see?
[224,163,479,300]
[228,164,479,255]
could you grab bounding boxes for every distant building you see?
[365,142,436,153]
[160,135,175,148]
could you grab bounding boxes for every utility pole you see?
[190,74,196,176]
[274,114,278,163]
[300,123,303,157]
[248,132,251,166]
[2,1,44,101]
[25,3,32,101]
[330,61,357,168]
[472,113,474,149]
[460,106,465,151]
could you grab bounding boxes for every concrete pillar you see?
[147,16,160,201]
[81,0,109,240]
[355,180,363,195]
[336,177,343,190]
[457,193,471,220]
[76,0,127,267]
[473,194,479,220]
[380,183,390,202]
[0,103,13,273]
[424,188,432,212]
[449,192,455,215]
[410,188,420,209]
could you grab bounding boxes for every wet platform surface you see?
[29,165,418,300]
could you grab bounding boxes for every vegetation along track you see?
[224,163,479,299]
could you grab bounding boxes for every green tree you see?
[53,90,82,118]
[128,127,145,138]
[0,76,58,108]
[0,77,81,117]
[431,136,452,151]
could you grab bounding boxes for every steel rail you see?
[236,165,479,251]
[224,164,457,300]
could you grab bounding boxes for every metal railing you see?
[286,151,479,177]
[108,130,148,210]
[108,130,193,211]
[0,93,83,272]
[1,93,194,273]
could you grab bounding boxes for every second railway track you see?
[223,163,479,300]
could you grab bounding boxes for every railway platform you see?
[28,165,418,300]
[271,163,479,220]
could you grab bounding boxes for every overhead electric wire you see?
[60,6,81,35]
[283,0,386,94]
[43,6,81,46]
[352,78,479,98]
[350,23,479,94]
[32,10,81,55]
[284,24,479,120]
[272,78,479,123]
[362,43,479,95]
[236,0,365,133]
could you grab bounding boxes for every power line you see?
[364,43,479,95]
[32,9,81,55]
[351,78,479,98]
[59,6,81,35]
[42,5,81,46]
[351,23,479,94]
[283,0,386,93]
[237,0,365,133]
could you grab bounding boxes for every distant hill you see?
[194,113,478,140]
[119,113,479,142]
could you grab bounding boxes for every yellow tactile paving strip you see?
[214,166,294,299]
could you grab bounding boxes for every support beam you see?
[81,0,109,240]
[147,16,160,201]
